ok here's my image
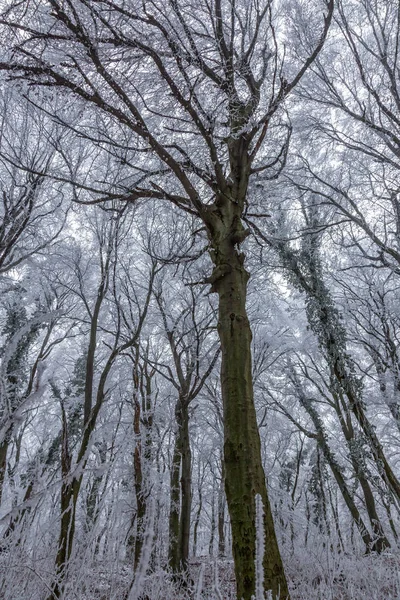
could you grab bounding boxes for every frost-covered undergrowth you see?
[286,549,400,600]
[1,549,399,600]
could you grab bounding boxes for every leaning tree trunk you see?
[205,197,289,600]
[295,390,375,553]
[0,437,10,507]
[328,387,390,552]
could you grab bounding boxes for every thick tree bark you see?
[205,197,289,600]
[52,481,79,599]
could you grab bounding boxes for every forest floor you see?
[85,551,400,600]
[1,549,399,599]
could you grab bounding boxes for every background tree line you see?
[0,1,399,599]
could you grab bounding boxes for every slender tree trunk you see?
[218,463,226,557]
[206,200,289,600]
[321,442,373,552]
[382,497,399,542]
[304,491,311,547]
[333,400,390,552]
[0,439,9,507]
[358,473,389,552]
[289,440,303,553]
[168,393,192,576]
[209,484,216,557]
[85,476,102,531]
[179,402,192,572]
[375,361,400,435]
[168,427,181,573]
[332,359,400,504]
[128,355,155,570]
[316,448,330,538]
[192,489,202,558]
[52,480,80,599]
[132,387,146,571]
[276,231,400,507]
[49,404,78,600]
[49,390,107,598]
[327,484,345,554]
[298,393,375,553]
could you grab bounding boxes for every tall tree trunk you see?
[52,481,80,599]
[48,390,108,599]
[358,475,389,552]
[168,394,192,575]
[209,483,216,557]
[179,401,192,572]
[331,357,400,505]
[85,442,107,536]
[133,393,147,571]
[128,353,155,570]
[333,396,390,552]
[319,439,374,552]
[168,427,181,573]
[192,488,202,558]
[218,461,226,558]
[0,438,9,507]
[296,391,375,553]
[50,403,76,600]
[327,484,345,554]
[374,359,400,435]
[273,225,400,505]
[206,198,289,600]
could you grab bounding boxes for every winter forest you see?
[1,0,400,598]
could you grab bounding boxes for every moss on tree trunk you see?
[205,197,289,600]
